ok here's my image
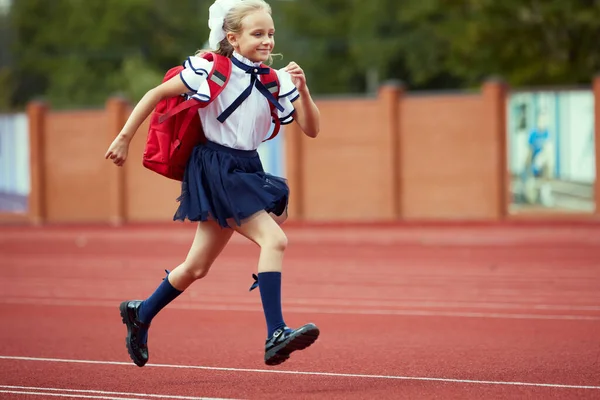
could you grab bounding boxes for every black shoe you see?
[264,323,320,366]
[119,300,150,367]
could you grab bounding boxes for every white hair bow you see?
[208,0,242,50]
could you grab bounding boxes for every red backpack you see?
[143,52,281,181]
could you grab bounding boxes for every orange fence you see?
[4,77,600,225]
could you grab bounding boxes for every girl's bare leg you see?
[168,220,234,290]
[233,210,318,366]
[120,220,233,367]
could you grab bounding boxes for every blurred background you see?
[1,4,599,397]
[0,0,599,224]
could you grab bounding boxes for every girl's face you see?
[230,10,275,63]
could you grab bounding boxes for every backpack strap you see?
[260,66,280,101]
[158,97,202,124]
[158,53,232,124]
[260,67,282,142]
[203,52,232,101]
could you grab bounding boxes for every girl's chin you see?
[242,50,270,63]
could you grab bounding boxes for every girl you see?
[105,0,321,367]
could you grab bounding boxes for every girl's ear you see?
[226,32,238,48]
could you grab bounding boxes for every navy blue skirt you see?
[173,141,289,228]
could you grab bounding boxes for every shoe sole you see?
[119,301,147,368]
[265,324,320,366]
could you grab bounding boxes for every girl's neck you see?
[232,51,263,67]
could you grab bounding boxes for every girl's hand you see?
[104,135,130,167]
[284,62,307,91]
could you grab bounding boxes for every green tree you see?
[9,0,208,108]
[277,0,600,92]
[275,0,466,94]
[0,2,13,111]
[6,0,600,109]
[0,68,12,110]
[274,0,401,94]
[394,0,600,87]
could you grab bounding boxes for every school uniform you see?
[173,52,300,228]
[119,52,319,370]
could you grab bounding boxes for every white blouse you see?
[179,52,299,151]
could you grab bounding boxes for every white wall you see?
[0,113,30,195]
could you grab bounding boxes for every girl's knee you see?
[181,260,211,281]
[260,230,288,252]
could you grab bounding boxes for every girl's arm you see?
[105,76,189,166]
[284,62,320,138]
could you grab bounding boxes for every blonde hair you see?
[197,0,279,65]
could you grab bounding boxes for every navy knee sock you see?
[137,272,182,343]
[257,271,287,338]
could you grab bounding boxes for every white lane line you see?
[0,386,234,400]
[0,390,146,400]
[0,356,598,390]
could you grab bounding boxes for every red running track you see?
[0,222,599,399]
